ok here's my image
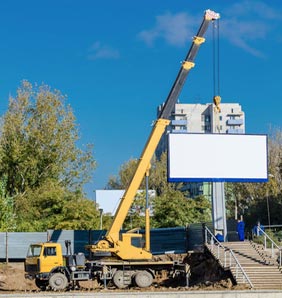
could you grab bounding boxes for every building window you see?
[205,115,210,123]
[201,115,205,122]
[219,115,222,121]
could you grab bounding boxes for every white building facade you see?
[157,103,245,158]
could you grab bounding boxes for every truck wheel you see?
[112,270,130,289]
[35,278,48,291]
[134,270,153,288]
[49,272,68,291]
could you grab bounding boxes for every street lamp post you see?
[266,190,271,228]
[99,208,103,230]
[266,174,274,228]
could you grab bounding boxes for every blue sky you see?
[0,1,281,198]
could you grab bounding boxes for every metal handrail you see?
[204,226,254,288]
[254,225,282,267]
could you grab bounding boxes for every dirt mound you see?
[0,262,36,292]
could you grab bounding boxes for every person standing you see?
[237,219,245,241]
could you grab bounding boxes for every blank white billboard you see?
[168,133,268,182]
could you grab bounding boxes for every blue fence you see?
[0,227,189,261]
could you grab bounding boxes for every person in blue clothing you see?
[237,219,245,241]
[252,221,264,236]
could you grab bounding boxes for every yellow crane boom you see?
[87,9,220,260]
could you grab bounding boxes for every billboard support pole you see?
[212,182,227,241]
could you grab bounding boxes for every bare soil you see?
[0,262,37,292]
[0,257,248,293]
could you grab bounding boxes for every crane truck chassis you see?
[24,240,188,290]
[24,9,220,291]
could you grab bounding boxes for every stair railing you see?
[254,225,282,267]
[204,226,254,289]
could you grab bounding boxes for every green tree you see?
[225,127,282,227]
[107,158,138,189]
[14,180,100,231]
[0,81,96,196]
[152,189,211,228]
[0,177,17,231]
[149,152,182,195]
[123,191,147,230]
[106,151,212,229]
[0,81,97,231]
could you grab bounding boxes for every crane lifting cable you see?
[212,17,221,113]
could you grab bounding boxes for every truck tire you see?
[35,278,48,291]
[49,272,68,291]
[112,270,130,289]
[134,270,153,288]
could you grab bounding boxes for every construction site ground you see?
[0,252,249,294]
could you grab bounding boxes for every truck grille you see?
[25,264,39,273]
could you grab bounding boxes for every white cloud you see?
[87,41,120,60]
[225,1,281,20]
[221,1,282,57]
[138,11,198,47]
[138,1,282,58]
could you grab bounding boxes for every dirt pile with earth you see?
[0,253,249,293]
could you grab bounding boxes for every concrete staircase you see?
[207,240,282,290]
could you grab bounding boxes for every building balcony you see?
[226,119,244,126]
[226,112,244,117]
[226,128,244,134]
[172,111,187,116]
[171,129,187,133]
[171,119,187,126]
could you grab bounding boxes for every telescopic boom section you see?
[88,9,220,260]
[159,9,220,119]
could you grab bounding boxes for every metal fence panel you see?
[0,227,188,260]
[0,232,47,260]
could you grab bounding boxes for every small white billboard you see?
[168,133,268,182]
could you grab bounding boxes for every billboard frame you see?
[167,133,268,183]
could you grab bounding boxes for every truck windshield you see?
[27,245,42,257]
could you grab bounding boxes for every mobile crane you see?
[25,9,220,291]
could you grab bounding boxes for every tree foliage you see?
[123,191,147,230]
[0,81,95,196]
[107,151,212,229]
[152,189,211,228]
[225,128,282,227]
[107,158,138,190]
[0,177,17,231]
[0,81,97,231]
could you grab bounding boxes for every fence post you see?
[271,242,274,257]
[5,231,8,264]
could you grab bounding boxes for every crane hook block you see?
[182,61,195,70]
[213,95,221,112]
